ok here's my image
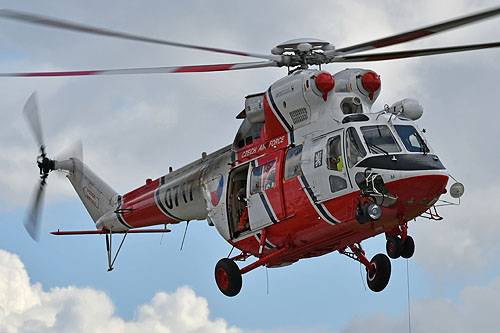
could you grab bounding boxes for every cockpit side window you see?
[284,145,303,180]
[346,127,367,167]
[233,119,264,150]
[361,125,401,154]
[327,136,343,171]
[394,125,429,153]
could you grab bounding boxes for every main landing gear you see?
[215,240,288,296]
[340,244,391,292]
[215,258,242,297]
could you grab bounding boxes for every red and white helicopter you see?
[1,7,498,296]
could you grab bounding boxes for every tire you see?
[401,236,415,259]
[386,236,402,259]
[366,253,391,292]
[215,258,242,297]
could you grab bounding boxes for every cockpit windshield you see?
[346,127,366,167]
[360,125,401,154]
[394,125,429,153]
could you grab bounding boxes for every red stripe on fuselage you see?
[118,178,179,228]
[231,174,448,263]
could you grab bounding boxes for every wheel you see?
[386,236,402,259]
[215,258,242,297]
[401,235,415,259]
[366,253,391,292]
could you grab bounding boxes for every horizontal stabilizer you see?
[51,228,171,235]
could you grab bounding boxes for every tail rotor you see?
[23,92,56,241]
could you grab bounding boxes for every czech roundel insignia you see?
[210,175,224,206]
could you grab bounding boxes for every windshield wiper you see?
[365,140,389,155]
[421,140,429,155]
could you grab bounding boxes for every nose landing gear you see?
[386,235,415,259]
[400,235,415,259]
[385,220,415,259]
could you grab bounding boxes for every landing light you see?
[356,202,383,224]
[450,182,465,198]
[366,202,382,220]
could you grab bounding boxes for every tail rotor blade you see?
[22,91,44,150]
[24,179,46,241]
[22,92,53,241]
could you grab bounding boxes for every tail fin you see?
[56,158,118,222]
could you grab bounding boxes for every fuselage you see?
[95,68,448,267]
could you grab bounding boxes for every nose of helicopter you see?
[385,173,449,220]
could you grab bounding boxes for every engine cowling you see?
[333,68,382,104]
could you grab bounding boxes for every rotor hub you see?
[37,153,55,177]
[272,38,336,69]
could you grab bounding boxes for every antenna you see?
[180,220,190,251]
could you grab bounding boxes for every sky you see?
[0,0,500,332]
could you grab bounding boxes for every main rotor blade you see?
[0,61,278,77]
[333,41,500,62]
[335,6,500,55]
[22,91,44,149]
[0,9,282,62]
[25,179,46,241]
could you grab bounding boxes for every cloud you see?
[0,249,243,333]
[412,184,500,278]
[340,275,500,333]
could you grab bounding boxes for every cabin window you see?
[346,127,367,167]
[250,166,262,194]
[327,136,343,171]
[394,125,429,153]
[361,125,401,154]
[284,145,303,180]
[250,160,276,195]
[329,175,348,193]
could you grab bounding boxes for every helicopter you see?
[0,6,498,297]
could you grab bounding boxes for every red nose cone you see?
[362,72,381,100]
[316,72,335,101]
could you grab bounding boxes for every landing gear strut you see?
[340,244,391,292]
[214,246,288,296]
[105,229,129,271]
